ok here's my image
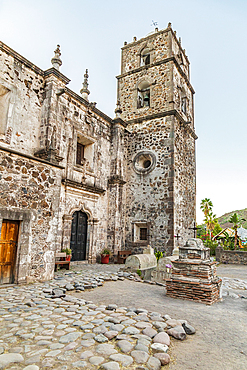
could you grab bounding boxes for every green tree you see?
[200,198,213,219]
[200,198,214,238]
[206,211,218,239]
[197,224,206,238]
[228,213,246,249]
[213,222,222,236]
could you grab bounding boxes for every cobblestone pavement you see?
[0,265,192,370]
[0,263,246,370]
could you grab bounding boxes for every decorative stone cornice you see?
[44,68,70,85]
[112,117,127,128]
[0,41,44,75]
[62,179,106,194]
[126,109,198,140]
[64,87,113,125]
[0,145,65,169]
[34,148,64,165]
[116,56,195,94]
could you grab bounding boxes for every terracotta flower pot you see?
[101,254,110,264]
[66,255,71,261]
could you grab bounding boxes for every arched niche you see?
[137,80,150,109]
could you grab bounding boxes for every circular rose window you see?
[133,151,156,174]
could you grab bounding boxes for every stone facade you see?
[0,24,197,283]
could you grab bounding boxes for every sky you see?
[0,0,246,224]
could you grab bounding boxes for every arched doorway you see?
[70,211,88,261]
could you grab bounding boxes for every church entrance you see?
[70,211,88,261]
[0,220,19,284]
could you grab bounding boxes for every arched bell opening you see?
[140,48,151,66]
[137,81,150,109]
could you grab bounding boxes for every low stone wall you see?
[216,246,247,264]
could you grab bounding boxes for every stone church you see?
[0,24,197,284]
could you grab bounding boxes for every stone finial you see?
[124,41,127,45]
[114,100,122,118]
[80,69,90,101]
[168,22,172,28]
[179,37,181,44]
[155,27,159,32]
[51,45,62,70]
[133,36,137,42]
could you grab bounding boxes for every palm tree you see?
[228,213,246,249]
[206,211,217,239]
[200,198,213,237]
[200,198,213,218]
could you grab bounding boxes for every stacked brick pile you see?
[166,239,222,304]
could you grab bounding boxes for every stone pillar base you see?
[166,259,222,305]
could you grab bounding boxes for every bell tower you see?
[117,24,197,254]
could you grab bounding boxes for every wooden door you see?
[0,220,19,284]
[70,211,87,261]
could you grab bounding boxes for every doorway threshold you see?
[70,261,89,265]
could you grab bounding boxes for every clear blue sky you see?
[0,0,246,223]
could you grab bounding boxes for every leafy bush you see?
[101,248,112,256]
[203,239,218,256]
[154,250,163,261]
[61,248,72,255]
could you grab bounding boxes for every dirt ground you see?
[78,264,247,370]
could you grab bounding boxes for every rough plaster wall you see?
[0,50,43,152]
[124,116,174,254]
[0,151,62,281]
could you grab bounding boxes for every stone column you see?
[61,214,73,251]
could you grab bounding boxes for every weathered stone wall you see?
[216,246,247,264]
[0,43,43,152]
[124,116,174,253]
[0,150,62,282]
[0,41,120,282]
[118,61,172,121]
[118,27,196,255]
[174,116,196,245]
[0,24,197,281]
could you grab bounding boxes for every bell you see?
[143,93,149,106]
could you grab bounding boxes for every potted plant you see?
[101,248,111,264]
[62,248,72,261]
